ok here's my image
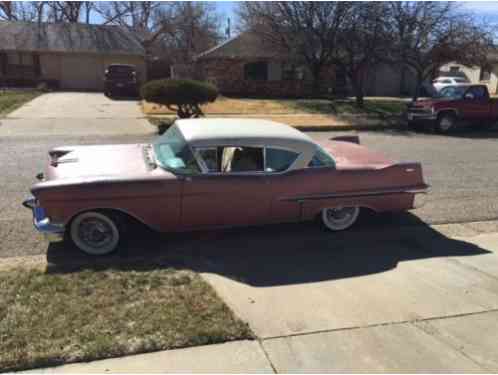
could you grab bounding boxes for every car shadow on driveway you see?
[45,212,491,286]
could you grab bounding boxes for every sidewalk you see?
[19,222,498,373]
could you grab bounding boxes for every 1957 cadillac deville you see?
[23,119,429,255]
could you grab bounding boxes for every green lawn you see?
[0,90,41,117]
[0,265,252,372]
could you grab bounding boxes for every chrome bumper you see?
[411,185,430,209]
[406,112,436,121]
[22,198,65,242]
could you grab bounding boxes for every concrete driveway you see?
[0,92,154,137]
[201,222,498,371]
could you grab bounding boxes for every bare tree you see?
[334,2,391,106]
[389,1,493,101]
[0,1,18,20]
[154,2,221,63]
[1,1,45,21]
[96,2,174,52]
[238,1,354,93]
[46,1,94,23]
[96,1,221,62]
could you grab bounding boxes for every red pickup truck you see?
[406,84,498,133]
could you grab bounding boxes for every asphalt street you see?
[1,127,498,258]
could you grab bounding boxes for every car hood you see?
[408,97,454,108]
[319,140,394,170]
[44,144,152,181]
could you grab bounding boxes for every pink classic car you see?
[23,119,429,255]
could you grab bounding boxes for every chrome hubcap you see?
[440,117,452,131]
[79,218,114,248]
[326,207,356,225]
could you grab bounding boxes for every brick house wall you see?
[195,58,336,98]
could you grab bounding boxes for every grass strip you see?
[0,266,252,372]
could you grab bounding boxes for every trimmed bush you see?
[141,79,218,118]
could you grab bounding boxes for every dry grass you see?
[142,97,406,117]
[0,266,252,372]
[0,90,41,117]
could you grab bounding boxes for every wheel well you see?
[66,208,148,232]
[315,205,377,221]
[437,110,457,120]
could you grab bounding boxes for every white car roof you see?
[175,118,318,170]
[176,118,315,151]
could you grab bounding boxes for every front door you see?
[181,145,272,229]
[460,86,490,120]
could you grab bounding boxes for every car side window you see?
[197,147,219,172]
[308,145,336,168]
[466,86,487,100]
[265,148,299,172]
[221,146,264,173]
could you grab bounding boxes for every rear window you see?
[106,65,135,75]
[308,146,335,168]
[265,148,299,172]
[454,78,469,83]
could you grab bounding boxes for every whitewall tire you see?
[321,206,360,231]
[70,211,120,255]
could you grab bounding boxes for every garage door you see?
[60,55,103,91]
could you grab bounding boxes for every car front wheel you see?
[70,211,121,255]
[321,206,360,231]
[436,113,456,134]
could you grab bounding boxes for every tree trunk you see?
[311,64,323,97]
[350,73,365,108]
[412,71,423,102]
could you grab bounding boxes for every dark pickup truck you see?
[406,84,498,133]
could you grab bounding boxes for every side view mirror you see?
[464,93,475,100]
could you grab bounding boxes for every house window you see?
[480,65,491,81]
[244,61,268,81]
[282,63,295,80]
[7,52,34,66]
[282,63,306,81]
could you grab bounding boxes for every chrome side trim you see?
[280,185,430,202]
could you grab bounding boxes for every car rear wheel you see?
[70,211,121,255]
[321,206,360,231]
[436,113,456,134]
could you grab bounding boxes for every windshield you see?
[153,125,200,174]
[437,86,467,99]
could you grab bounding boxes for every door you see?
[181,146,272,229]
[60,55,102,90]
[460,86,491,120]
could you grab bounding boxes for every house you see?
[439,56,498,94]
[0,21,146,91]
[193,32,336,98]
[193,31,421,98]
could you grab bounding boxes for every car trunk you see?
[43,144,150,181]
[318,140,394,170]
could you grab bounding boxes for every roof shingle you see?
[0,21,145,56]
